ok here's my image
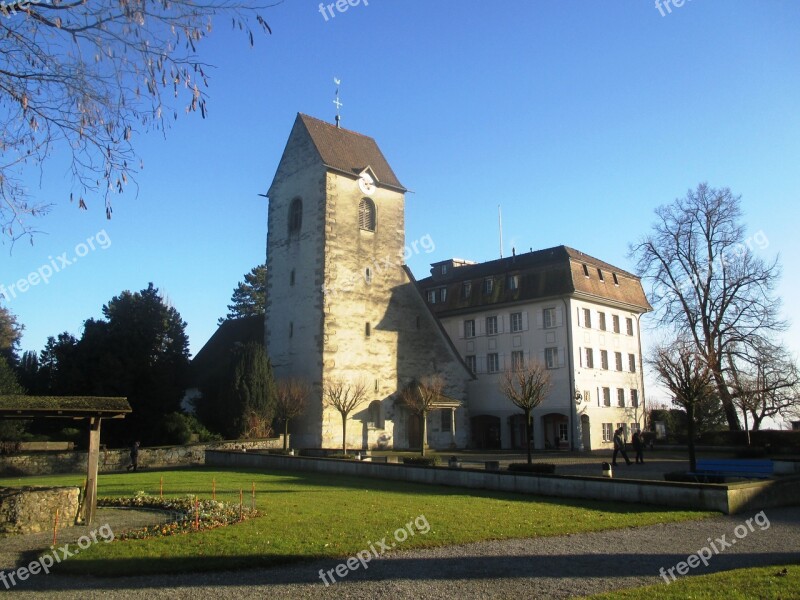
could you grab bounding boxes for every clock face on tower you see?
[357,169,376,196]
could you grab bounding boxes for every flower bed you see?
[98,493,258,540]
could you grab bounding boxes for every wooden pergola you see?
[0,395,131,524]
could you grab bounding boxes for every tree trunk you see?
[283,419,289,451]
[743,409,751,446]
[421,411,427,457]
[712,369,741,431]
[525,408,532,465]
[687,402,697,472]
[342,414,347,453]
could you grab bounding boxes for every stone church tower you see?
[265,114,471,450]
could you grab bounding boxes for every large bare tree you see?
[631,183,786,431]
[274,378,309,451]
[1,1,271,240]
[650,340,716,471]
[322,377,367,454]
[399,375,446,457]
[499,359,551,465]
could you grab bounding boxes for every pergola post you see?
[84,416,102,524]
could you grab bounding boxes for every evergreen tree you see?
[223,342,276,438]
[219,264,266,324]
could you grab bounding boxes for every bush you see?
[328,452,357,460]
[155,413,193,445]
[507,462,556,474]
[735,446,769,458]
[663,471,723,484]
[402,456,439,466]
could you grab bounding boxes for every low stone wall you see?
[206,450,800,515]
[0,486,80,534]
[0,437,287,476]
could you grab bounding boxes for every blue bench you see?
[692,458,774,480]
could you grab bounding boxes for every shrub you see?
[735,446,769,458]
[507,462,556,474]
[402,456,439,466]
[663,471,723,484]
[328,452,357,460]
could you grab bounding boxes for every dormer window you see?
[507,274,519,290]
[582,264,589,277]
[483,278,494,294]
[441,264,448,275]
[612,272,620,286]
[597,268,605,282]
[462,281,472,298]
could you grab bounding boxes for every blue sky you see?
[2,1,799,411]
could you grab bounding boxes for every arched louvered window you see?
[288,197,303,235]
[359,198,376,232]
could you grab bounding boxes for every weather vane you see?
[333,77,342,128]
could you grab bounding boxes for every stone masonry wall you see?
[0,437,286,477]
[0,486,80,534]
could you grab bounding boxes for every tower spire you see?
[333,77,342,128]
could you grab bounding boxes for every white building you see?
[418,249,651,451]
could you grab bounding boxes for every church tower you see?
[266,114,470,450]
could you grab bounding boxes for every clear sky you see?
[2,1,799,416]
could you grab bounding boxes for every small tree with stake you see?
[274,379,309,451]
[399,375,446,457]
[322,378,367,454]
[650,340,715,472]
[499,359,551,465]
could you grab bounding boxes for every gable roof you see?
[419,245,651,315]
[296,114,406,192]
[191,316,265,387]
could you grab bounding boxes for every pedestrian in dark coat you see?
[127,441,140,472]
[612,428,631,466]
[632,431,644,464]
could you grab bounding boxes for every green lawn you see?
[0,467,714,576]
[585,563,800,599]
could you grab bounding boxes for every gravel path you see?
[4,507,799,598]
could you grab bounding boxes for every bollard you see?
[160,476,163,498]
[212,478,216,501]
[52,508,59,546]
[602,462,613,478]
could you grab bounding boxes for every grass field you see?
[0,467,715,576]
[587,563,800,599]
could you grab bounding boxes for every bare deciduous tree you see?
[650,340,715,471]
[322,377,367,454]
[631,183,786,431]
[275,378,309,451]
[399,375,447,457]
[727,344,800,440]
[0,1,271,240]
[499,359,551,464]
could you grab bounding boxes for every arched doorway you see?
[470,415,501,449]
[581,414,591,451]
[509,414,528,449]
[542,413,569,449]
[407,413,421,450]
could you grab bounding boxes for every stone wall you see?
[0,437,286,477]
[0,486,80,534]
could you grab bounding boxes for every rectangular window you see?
[601,350,609,370]
[629,353,636,372]
[441,409,452,431]
[462,281,471,298]
[510,312,523,332]
[464,319,475,338]
[630,389,639,408]
[585,348,594,369]
[630,422,640,434]
[426,290,436,304]
[613,272,620,285]
[615,352,623,371]
[558,423,568,442]
[487,353,499,374]
[543,307,556,328]
[603,387,611,406]
[583,308,592,329]
[597,268,605,282]
[617,423,627,439]
[465,355,477,374]
[602,423,613,442]
[617,388,625,407]
[545,347,558,369]
[599,312,607,331]
[612,315,620,334]
[441,264,448,275]
[507,274,519,290]
[582,264,590,277]
[583,390,591,404]
[439,287,447,302]
[626,317,634,336]
[512,350,524,371]
[484,278,494,295]
[486,316,498,336]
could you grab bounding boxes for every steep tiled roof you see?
[418,245,651,315]
[191,316,265,387]
[298,114,406,191]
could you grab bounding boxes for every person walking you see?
[632,431,645,464]
[127,440,140,472]
[612,428,631,466]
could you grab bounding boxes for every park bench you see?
[691,458,774,481]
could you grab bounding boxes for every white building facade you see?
[419,249,651,451]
